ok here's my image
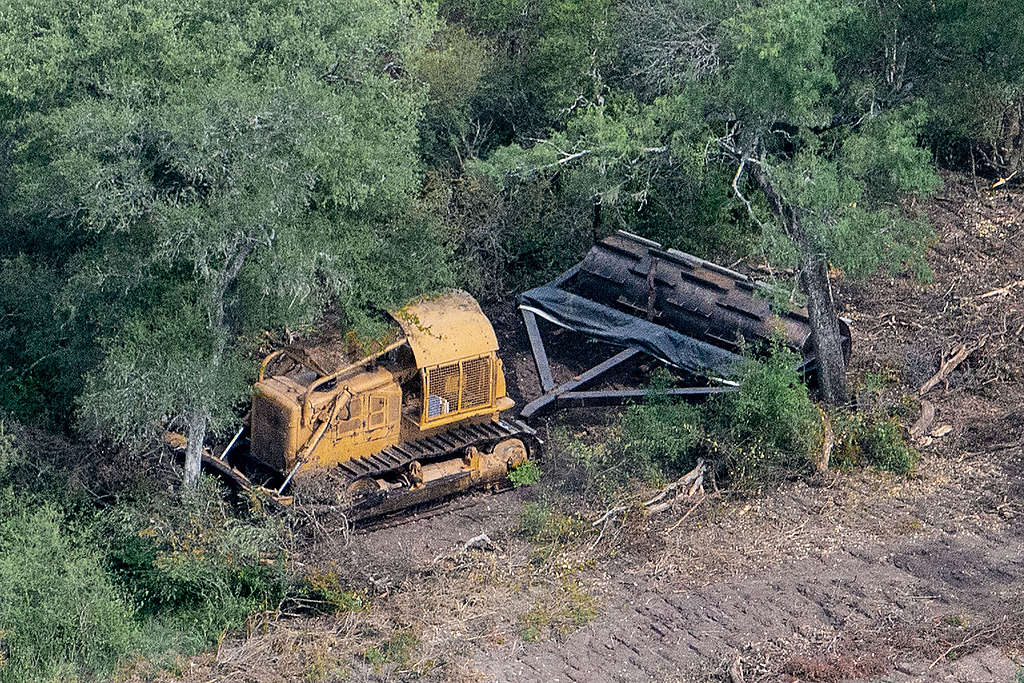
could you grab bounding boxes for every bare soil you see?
[161,175,1024,682]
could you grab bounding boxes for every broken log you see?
[919,337,987,396]
[644,460,705,514]
[909,399,936,442]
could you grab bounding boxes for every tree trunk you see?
[183,410,208,489]
[799,251,849,405]
[747,162,849,405]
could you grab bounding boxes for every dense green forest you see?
[1,0,1022,679]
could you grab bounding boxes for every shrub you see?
[302,571,366,613]
[509,459,542,487]
[714,346,823,488]
[102,478,291,655]
[833,412,918,475]
[619,370,703,478]
[519,501,585,544]
[543,346,823,501]
[0,420,19,475]
[859,417,917,474]
[0,503,138,682]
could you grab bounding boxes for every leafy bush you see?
[714,347,823,488]
[0,502,137,682]
[0,419,336,676]
[509,459,542,487]
[619,371,704,478]
[546,347,823,500]
[302,571,366,613]
[102,478,291,655]
[832,412,918,475]
[519,501,586,544]
[859,417,917,474]
[0,421,21,477]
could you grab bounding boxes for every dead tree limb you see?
[643,459,705,514]
[909,399,936,441]
[728,654,745,683]
[919,336,988,396]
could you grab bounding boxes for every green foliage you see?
[301,571,366,614]
[0,503,137,682]
[362,629,418,672]
[520,501,586,544]
[0,0,450,445]
[721,0,847,126]
[0,420,20,476]
[545,346,822,501]
[481,0,943,338]
[833,412,918,475]
[837,0,1024,175]
[79,304,250,444]
[510,459,542,487]
[101,478,290,653]
[440,0,615,141]
[715,347,822,481]
[0,419,346,678]
[519,578,597,642]
[619,370,704,477]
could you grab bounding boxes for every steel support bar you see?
[557,386,738,407]
[521,308,556,392]
[520,347,641,418]
[219,424,245,461]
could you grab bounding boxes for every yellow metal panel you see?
[390,290,499,369]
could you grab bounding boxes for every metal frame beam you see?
[556,386,737,407]
[518,261,736,419]
[520,347,641,418]
[522,309,555,393]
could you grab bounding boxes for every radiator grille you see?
[461,356,491,409]
[425,356,493,420]
[427,362,460,417]
[368,395,387,428]
[251,395,290,471]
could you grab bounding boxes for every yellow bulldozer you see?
[206,290,535,520]
[196,231,850,522]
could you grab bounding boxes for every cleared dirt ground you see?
[166,176,1024,682]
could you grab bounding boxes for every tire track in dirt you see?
[468,455,1024,681]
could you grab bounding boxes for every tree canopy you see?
[1,0,1021,463]
[0,0,452,478]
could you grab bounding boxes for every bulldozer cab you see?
[250,290,513,474]
[392,290,512,430]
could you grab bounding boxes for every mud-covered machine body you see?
[247,291,532,519]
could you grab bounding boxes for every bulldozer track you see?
[334,418,537,522]
[198,418,536,524]
[333,418,536,485]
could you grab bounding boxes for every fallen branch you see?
[591,505,626,527]
[928,617,1006,669]
[909,399,935,441]
[665,494,706,532]
[919,336,988,396]
[728,654,745,683]
[432,533,501,563]
[978,279,1024,299]
[643,460,705,514]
